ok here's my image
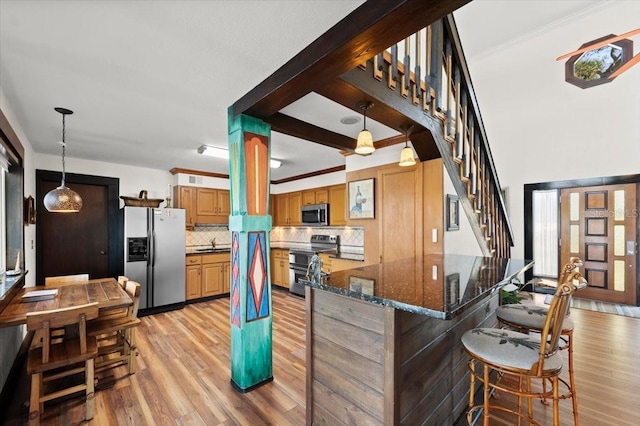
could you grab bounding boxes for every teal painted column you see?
[227,108,273,392]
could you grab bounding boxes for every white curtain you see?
[532,190,558,278]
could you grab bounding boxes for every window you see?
[532,189,559,278]
[0,151,7,272]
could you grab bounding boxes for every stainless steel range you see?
[289,235,339,296]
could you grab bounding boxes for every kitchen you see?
[2,0,639,424]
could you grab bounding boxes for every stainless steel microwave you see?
[301,203,330,226]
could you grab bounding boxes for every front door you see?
[560,184,637,304]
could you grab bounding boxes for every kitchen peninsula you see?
[300,254,533,425]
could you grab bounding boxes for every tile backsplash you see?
[187,226,364,254]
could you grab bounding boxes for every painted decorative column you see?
[227,108,273,392]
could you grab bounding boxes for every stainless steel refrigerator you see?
[123,207,186,313]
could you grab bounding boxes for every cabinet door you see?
[186,264,202,300]
[196,188,217,221]
[302,191,316,205]
[217,190,231,217]
[202,263,223,297]
[379,166,423,263]
[315,189,329,204]
[275,194,290,226]
[329,184,346,226]
[288,192,303,226]
[223,262,231,293]
[176,186,197,228]
[270,250,280,286]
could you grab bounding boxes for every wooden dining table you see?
[0,277,133,328]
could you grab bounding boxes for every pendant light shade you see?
[355,101,375,155]
[44,107,83,213]
[398,125,416,167]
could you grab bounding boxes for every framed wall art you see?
[348,178,375,219]
[446,194,459,231]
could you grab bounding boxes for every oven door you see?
[289,266,308,296]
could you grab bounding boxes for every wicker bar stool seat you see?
[462,271,587,425]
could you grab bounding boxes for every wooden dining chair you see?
[462,271,588,425]
[26,302,99,425]
[44,273,89,286]
[88,280,141,374]
[496,257,584,425]
[117,275,129,288]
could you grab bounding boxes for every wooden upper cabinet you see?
[329,184,346,226]
[288,192,302,226]
[217,189,230,217]
[274,192,302,226]
[175,186,196,228]
[196,188,217,218]
[302,191,316,205]
[316,189,329,204]
[303,189,329,205]
[174,186,230,227]
[196,188,229,224]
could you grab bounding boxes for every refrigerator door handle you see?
[152,230,157,267]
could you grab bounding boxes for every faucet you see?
[210,238,216,249]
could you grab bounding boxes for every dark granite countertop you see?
[186,247,231,255]
[299,254,533,319]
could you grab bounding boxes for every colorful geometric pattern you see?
[231,231,241,328]
[246,231,268,322]
[244,132,268,216]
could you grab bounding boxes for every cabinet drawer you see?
[202,253,230,264]
[186,255,202,265]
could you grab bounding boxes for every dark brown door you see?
[36,170,121,285]
[560,184,637,304]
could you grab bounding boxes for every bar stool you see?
[462,271,587,425]
[496,257,583,425]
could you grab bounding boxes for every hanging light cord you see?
[61,113,67,187]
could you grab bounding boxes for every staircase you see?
[353,15,514,257]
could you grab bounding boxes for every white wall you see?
[35,153,173,202]
[443,170,483,256]
[459,1,640,258]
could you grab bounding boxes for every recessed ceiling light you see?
[340,116,361,125]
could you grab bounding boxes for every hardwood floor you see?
[3,288,639,425]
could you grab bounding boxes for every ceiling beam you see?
[231,0,471,119]
[266,113,356,152]
[316,69,441,161]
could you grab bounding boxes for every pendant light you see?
[399,125,416,167]
[43,107,83,213]
[355,101,375,155]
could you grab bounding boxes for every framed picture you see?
[446,194,459,231]
[349,276,375,295]
[348,178,375,219]
[24,196,36,225]
[445,273,460,309]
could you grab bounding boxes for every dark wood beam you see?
[231,0,471,119]
[271,165,346,185]
[409,130,441,161]
[316,68,441,161]
[266,113,356,152]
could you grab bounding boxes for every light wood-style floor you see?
[3,288,639,425]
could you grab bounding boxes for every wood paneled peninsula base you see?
[300,254,533,425]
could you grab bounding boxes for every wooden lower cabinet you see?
[270,249,289,288]
[185,253,231,301]
[186,262,202,299]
